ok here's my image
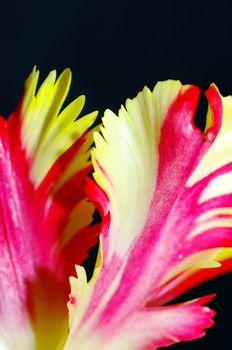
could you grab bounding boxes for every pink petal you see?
[110,295,215,350]
[0,68,98,348]
[66,80,232,349]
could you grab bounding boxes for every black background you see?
[1,0,232,349]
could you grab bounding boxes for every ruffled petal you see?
[98,295,215,350]
[0,68,99,349]
[65,80,232,349]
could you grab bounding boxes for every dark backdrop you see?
[1,1,232,349]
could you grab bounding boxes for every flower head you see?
[1,71,232,350]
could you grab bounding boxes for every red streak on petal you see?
[69,296,76,305]
[205,85,223,137]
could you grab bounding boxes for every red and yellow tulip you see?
[1,69,232,349]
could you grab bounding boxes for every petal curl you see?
[65,80,232,349]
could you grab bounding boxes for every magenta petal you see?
[0,68,99,349]
[64,80,232,350]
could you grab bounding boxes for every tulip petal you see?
[65,80,232,349]
[0,68,99,349]
[91,82,224,308]
[102,295,215,350]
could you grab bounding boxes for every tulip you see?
[1,70,232,350]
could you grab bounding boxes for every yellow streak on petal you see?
[188,218,232,239]
[160,248,222,286]
[215,247,232,262]
[196,208,232,223]
[21,67,98,187]
[68,239,102,333]
[92,81,185,259]
[186,207,232,239]
[199,171,232,204]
